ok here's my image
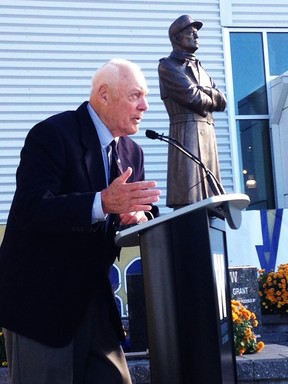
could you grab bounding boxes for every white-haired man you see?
[0,59,160,384]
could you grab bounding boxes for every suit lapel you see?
[76,102,107,191]
[186,61,199,83]
[197,61,212,87]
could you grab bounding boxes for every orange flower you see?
[231,300,265,356]
[258,264,288,314]
[257,341,265,352]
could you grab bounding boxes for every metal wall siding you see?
[0,0,231,222]
[227,0,288,26]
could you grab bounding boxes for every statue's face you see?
[178,26,199,53]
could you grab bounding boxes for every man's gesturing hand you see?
[101,167,161,215]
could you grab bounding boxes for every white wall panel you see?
[221,0,288,27]
[0,0,231,223]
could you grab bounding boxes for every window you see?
[238,120,274,209]
[267,33,288,76]
[230,33,268,115]
[230,31,288,210]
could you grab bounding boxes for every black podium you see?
[115,194,249,384]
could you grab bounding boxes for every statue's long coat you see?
[158,51,226,207]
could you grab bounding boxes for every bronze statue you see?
[158,15,226,208]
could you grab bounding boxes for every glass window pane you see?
[230,33,268,115]
[268,33,288,76]
[237,119,274,210]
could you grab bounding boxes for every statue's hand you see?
[197,85,212,97]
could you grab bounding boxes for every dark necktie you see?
[108,140,123,184]
[106,141,123,241]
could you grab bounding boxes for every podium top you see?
[115,193,250,247]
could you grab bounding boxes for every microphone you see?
[145,129,226,196]
[145,130,159,140]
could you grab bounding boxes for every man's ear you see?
[171,33,181,45]
[98,84,110,104]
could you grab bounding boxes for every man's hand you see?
[119,211,148,225]
[101,167,161,215]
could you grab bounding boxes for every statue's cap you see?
[168,15,203,39]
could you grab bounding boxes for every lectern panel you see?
[115,196,248,384]
[139,209,237,384]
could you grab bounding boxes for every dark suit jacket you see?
[0,101,145,347]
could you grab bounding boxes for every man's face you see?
[178,25,199,53]
[105,69,149,137]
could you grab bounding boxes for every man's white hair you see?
[90,58,145,96]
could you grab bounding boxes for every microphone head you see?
[145,130,158,140]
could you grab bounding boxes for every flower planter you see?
[261,314,288,346]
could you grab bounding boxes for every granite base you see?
[261,315,288,347]
[1,344,288,384]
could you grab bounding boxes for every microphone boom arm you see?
[156,133,226,196]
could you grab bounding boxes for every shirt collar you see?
[87,103,118,148]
